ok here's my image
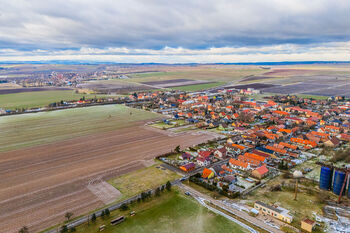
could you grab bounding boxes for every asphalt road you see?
[178,183,284,233]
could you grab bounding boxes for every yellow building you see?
[301,219,316,232]
[254,201,293,223]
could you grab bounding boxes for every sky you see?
[0,0,350,63]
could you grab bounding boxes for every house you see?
[238,155,261,167]
[243,152,267,163]
[198,150,213,159]
[202,168,215,179]
[227,143,246,153]
[251,165,269,179]
[301,219,316,232]
[229,158,249,170]
[339,133,350,142]
[180,163,196,172]
[223,175,237,184]
[214,148,227,158]
[324,137,340,147]
[254,201,293,223]
[196,157,211,167]
[180,152,192,160]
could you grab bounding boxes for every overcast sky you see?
[1,0,350,63]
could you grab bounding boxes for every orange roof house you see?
[340,133,350,141]
[266,145,287,155]
[244,153,266,162]
[325,125,340,132]
[229,158,249,170]
[279,142,297,150]
[252,165,269,179]
[278,128,292,134]
[273,110,290,116]
[311,131,330,139]
[290,138,317,147]
[229,143,246,150]
[238,155,261,167]
[202,168,215,179]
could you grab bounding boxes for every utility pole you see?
[294,178,298,201]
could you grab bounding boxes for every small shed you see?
[301,218,316,232]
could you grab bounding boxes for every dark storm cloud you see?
[1,0,350,50]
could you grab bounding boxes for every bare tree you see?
[19,226,29,233]
[64,212,73,222]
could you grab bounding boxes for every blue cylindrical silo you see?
[333,170,346,195]
[348,176,350,199]
[319,166,333,190]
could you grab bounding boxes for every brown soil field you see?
[0,124,215,233]
[141,79,212,88]
[0,87,72,95]
[262,68,318,76]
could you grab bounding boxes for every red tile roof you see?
[254,165,269,176]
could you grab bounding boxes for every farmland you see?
[237,65,350,98]
[0,105,159,152]
[77,79,154,94]
[171,82,225,91]
[74,190,248,233]
[0,105,216,233]
[129,65,265,83]
[0,90,110,110]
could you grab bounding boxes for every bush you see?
[120,203,129,211]
[91,213,96,222]
[105,208,110,216]
[166,181,172,191]
[270,184,282,192]
[60,225,68,233]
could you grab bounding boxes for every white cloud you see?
[0,41,350,63]
[0,0,350,50]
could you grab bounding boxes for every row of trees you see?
[18,181,172,233]
[190,174,239,199]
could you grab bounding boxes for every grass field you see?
[0,90,110,110]
[74,190,248,233]
[108,162,181,201]
[244,175,326,228]
[171,82,225,91]
[0,104,160,152]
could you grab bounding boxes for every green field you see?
[108,163,181,201]
[0,105,160,152]
[0,90,110,110]
[74,190,247,233]
[129,67,265,83]
[171,82,225,91]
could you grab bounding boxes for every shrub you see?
[121,203,129,211]
[105,208,110,216]
[91,213,96,222]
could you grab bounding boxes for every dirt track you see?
[0,124,215,233]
